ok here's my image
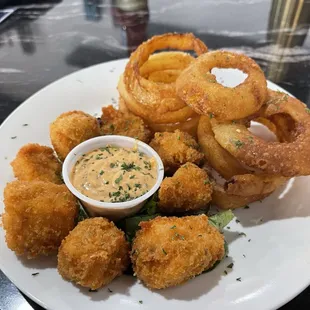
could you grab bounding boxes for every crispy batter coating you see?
[11,143,62,184]
[158,163,212,213]
[2,181,78,258]
[50,111,100,161]
[149,130,204,173]
[58,218,130,290]
[131,215,224,289]
[100,105,151,143]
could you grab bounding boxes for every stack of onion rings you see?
[117,33,310,209]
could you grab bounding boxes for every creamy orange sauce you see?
[71,146,157,203]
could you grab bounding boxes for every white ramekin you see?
[62,136,164,221]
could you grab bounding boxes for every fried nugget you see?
[2,181,78,259]
[149,130,204,173]
[131,215,225,289]
[11,143,62,184]
[58,218,130,290]
[158,163,213,213]
[50,111,100,161]
[100,105,151,143]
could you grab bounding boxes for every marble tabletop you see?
[0,0,310,309]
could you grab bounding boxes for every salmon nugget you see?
[131,215,225,289]
[11,143,62,184]
[2,181,78,258]
[149,130,204,173]
[158,163,213,213]
[50,111,100,161]
[58,218,130,290]
[100,105,151,143]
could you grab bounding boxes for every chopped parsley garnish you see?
[115,175,123,184]
[244,205,250,209]
[135,183,141,188]
[204,179,210,185]
[306,108,310,114]
[23,123,29,126]
[127,184,131,190]
[224,270,228,275]
[234,140,244,149]
[121,162,141,171]
[227,263,234,269]
[89,289,98,292]
[139,300,143,304]
[31,272,39,276]
[104,181,109,185]
[95,154,103,160]
[108,288,113,293]
[100,147,111,154]
[170,225,177,229]
[236,277,242,282]
[143,161,151,170]
[243,254,246,258]
[109,124,115,132]
[236,219,240,223]
[11,136,17,139]
[110,163,116,168]
[129,175,135,179]
[248,239,251,242]
[99,170,104,175]
[209,113,214,119]
[177,135,180,140]
[111,191,121,197]
[198,234,202,237]
[238,232,247,237]
[162,248,167,255]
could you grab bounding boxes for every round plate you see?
[1,59,310,310]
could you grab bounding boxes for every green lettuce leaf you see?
[208,210,234,232]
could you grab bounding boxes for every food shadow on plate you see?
[156,230,238,301]
[77,274,137,302]
[18,255,57,270]
[234,176,310,227]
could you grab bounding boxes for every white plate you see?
[1,59,310,310]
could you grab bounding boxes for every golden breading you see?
[158,163,213,213]
[2,181,78,259]
[131,215,225,289]
[11,143,62,184]
[149,130,204,173]
[50,111,100,161]
[58,218,130,290]
[100,105,151,143]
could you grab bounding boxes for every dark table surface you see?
[0,0,310,309]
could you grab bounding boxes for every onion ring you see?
[212,90,310,177]
[119,95,200,137]
[118,74,197,124]
[197,115,247,179]
[147,69,182,83]
[212,184,270,210]
[176,51,267,120]
[139,51,194,78]
[120,33,207,124]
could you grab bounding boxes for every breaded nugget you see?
[100,105,151,143]
[11,143,62,184]
[50,111,100,161]
[58,218,130,290]
[131,215,225,289]
[149,130,204,173]
[2,181,78,259]
[158,163,212,213]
